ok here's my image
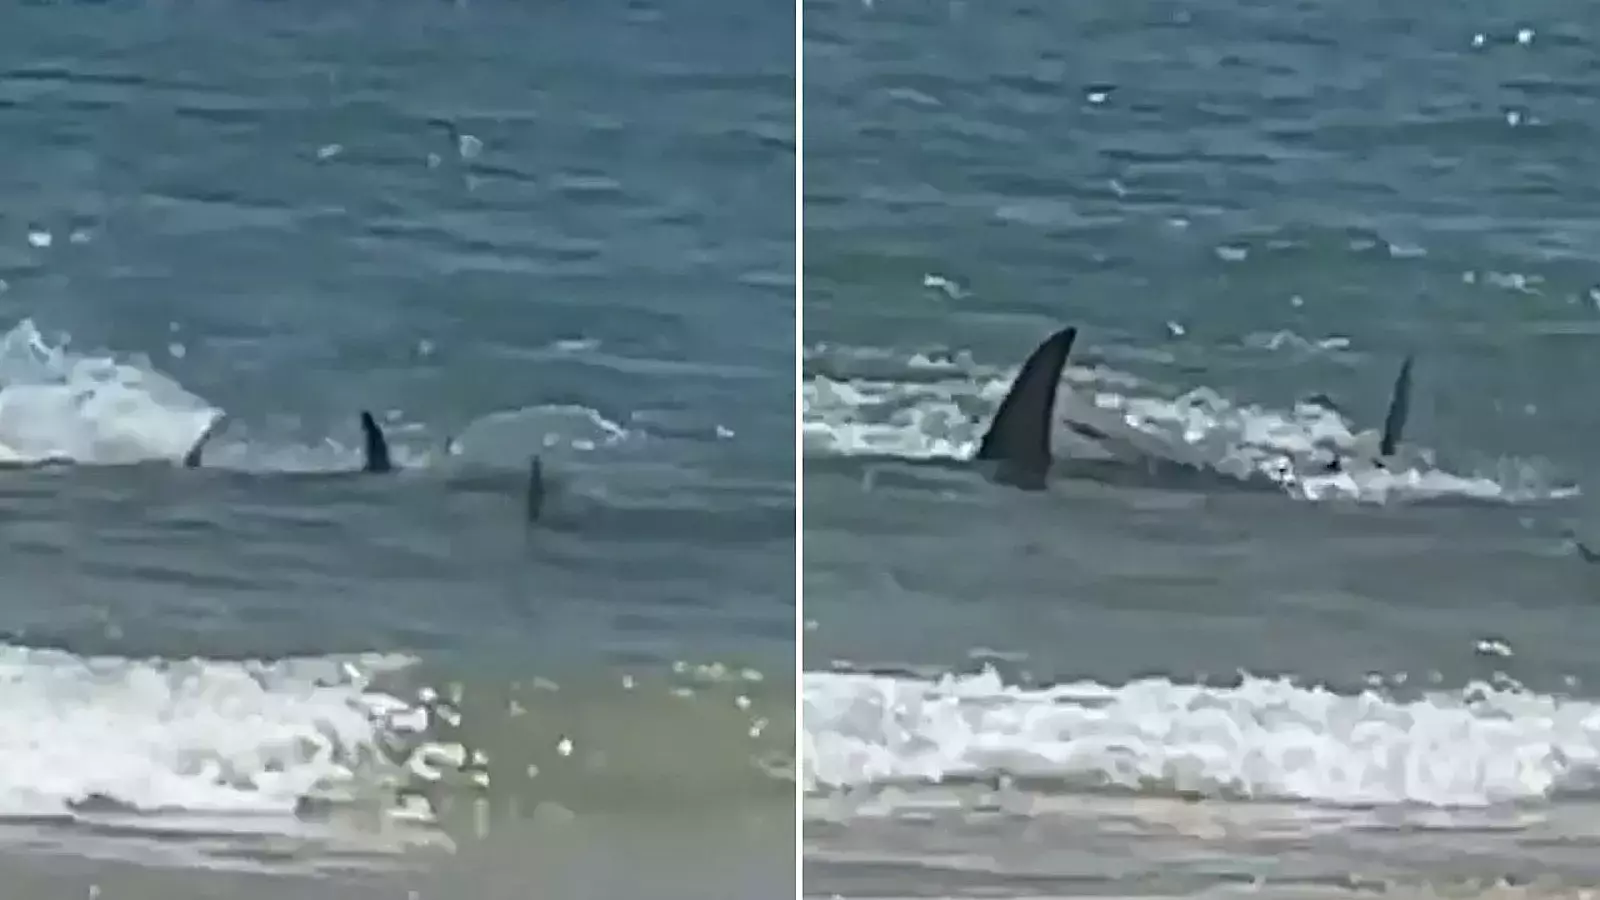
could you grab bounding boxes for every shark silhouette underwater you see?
[979,328,1600,570]
[967,325,1419,493]
[825,325,1600,567]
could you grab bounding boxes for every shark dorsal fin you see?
[359,411,394,474]
[1378,354,1414,458]
[974,326,1077,489]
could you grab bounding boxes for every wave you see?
[804,667,1600,809]
[0,644,791,848]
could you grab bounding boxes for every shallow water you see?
[803,0,1600,894]
[0,0,794,893]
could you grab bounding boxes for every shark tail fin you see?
[1378,354,1414,459]
[526,455,545,523]
[182,413,227,469]
[359,411,394,474]
[973,325,1078,490]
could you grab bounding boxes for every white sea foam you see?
[803,668,1600,808]
[0,645,422,819]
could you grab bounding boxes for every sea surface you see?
[803,0,1600,897]
[0,1,795,897]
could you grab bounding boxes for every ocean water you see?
[0,0,794,896]
[803,0,1600,896]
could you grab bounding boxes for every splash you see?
[0,319,219,465]
[0,319,632,474]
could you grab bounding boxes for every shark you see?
[182,409,547,522]
[972,325,1417,493]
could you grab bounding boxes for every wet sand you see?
[0,808,795,900]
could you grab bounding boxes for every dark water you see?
[0,0,794,894]
[803,0,1600,895]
